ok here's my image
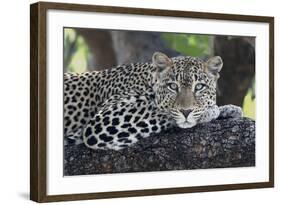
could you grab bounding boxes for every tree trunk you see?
[76,29,117,71]
[111,31,180,65]
[64,117,255,175]
[214,36,255,107]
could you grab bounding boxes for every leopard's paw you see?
[218,104,243,119]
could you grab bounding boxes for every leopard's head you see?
[151,52,223,128]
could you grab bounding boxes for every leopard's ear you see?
[204,56,223,79]
[152,52,173,74]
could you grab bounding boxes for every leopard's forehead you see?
[170,56,208,86]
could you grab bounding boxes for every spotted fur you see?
[64,52,243,150]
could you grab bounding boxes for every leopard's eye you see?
[195,83,206,91]
[167,83,178,92]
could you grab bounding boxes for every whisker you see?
[193,113,201,117]
[170,110,180,116]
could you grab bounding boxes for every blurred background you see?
[64,28,255,120]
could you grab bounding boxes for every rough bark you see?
[64,117,255,176]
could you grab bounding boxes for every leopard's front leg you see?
[197,105,220,123]
[198,104,243,124]
[218,104,243,119]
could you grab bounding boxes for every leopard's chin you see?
[177,120,197,129]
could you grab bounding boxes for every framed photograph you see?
[30,1,274,202]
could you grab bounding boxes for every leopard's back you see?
[63,63,153,139]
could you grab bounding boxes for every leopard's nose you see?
[180,109,192,118]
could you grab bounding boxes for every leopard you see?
[64,52,243,150]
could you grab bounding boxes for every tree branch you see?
[64,117,255,175]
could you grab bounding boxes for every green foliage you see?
[242,82,256,120]
[64,28,90,73]
[161,33,212,57]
